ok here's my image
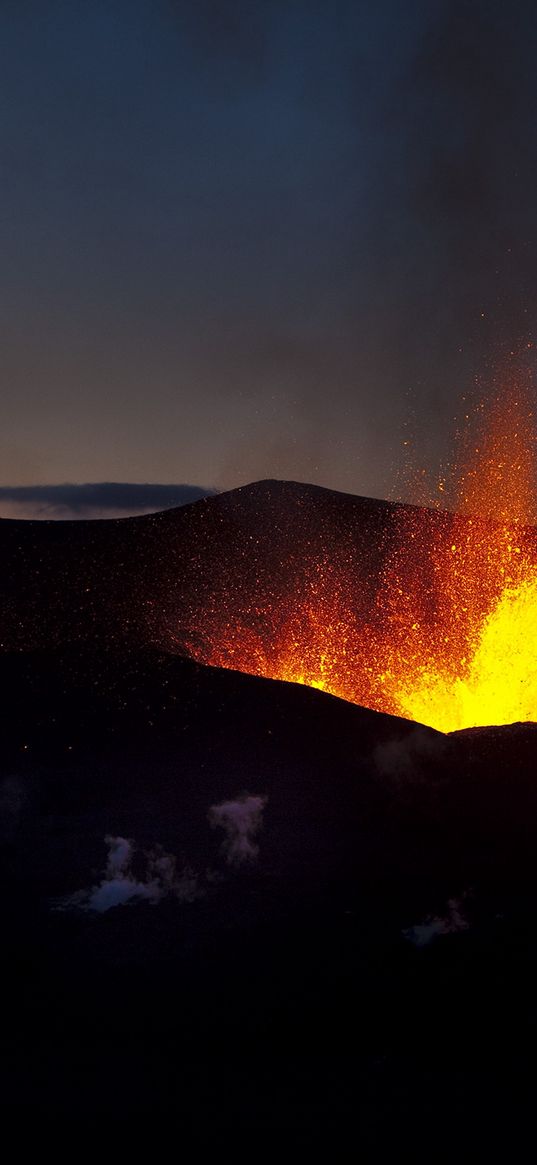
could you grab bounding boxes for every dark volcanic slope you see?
[0,477,469,652]
[5,643,537,918]
[3,483,537,1139]
[3,642,537,1140]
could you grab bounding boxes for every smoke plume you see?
[57,835,199,913]
[208,794,268,865]
[403,896,470,947]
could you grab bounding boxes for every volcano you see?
[3,474,537,1143]
[3,470,537,731]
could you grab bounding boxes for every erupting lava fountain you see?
[176,372,537,734]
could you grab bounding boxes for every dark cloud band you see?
[0,483,217,520]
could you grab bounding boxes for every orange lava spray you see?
[176,368,537,733]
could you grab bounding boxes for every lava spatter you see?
[173,379,537,733]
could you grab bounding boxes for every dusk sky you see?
[3,0,537,513]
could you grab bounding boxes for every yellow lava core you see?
[395,577,537,732]
[178,374,537,733]
[380,386,537,731]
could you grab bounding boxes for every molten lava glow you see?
[395,577,537,732]
[379,388,537,731]
[177,383,537,733]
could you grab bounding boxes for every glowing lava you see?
[377,387,537,731]
[394,575,537,732]
[176,379,537,733]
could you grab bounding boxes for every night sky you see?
[3,0,537,514]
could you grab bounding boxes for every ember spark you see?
[174,381,537,733]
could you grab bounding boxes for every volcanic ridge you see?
[2,473,537,1141]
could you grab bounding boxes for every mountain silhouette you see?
[1,481,536,1145]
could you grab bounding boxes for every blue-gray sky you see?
[2,0,537,507]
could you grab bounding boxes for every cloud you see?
[88,874,157,912]
[56,835,199,913]
[53,795,269,915]
[373,728,446,782]
[0,483,217,521]
[105,835,133,877]
[208,794,268,865]
[403,896,470,947]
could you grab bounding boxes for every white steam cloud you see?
[57,835,199,913]
[54,794,269,913]
[208,794,268,865]
[373,728,446,781]
[403,897,470,948]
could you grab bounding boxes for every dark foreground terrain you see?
[2,483,537,1146]
[2,641,537,1147]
